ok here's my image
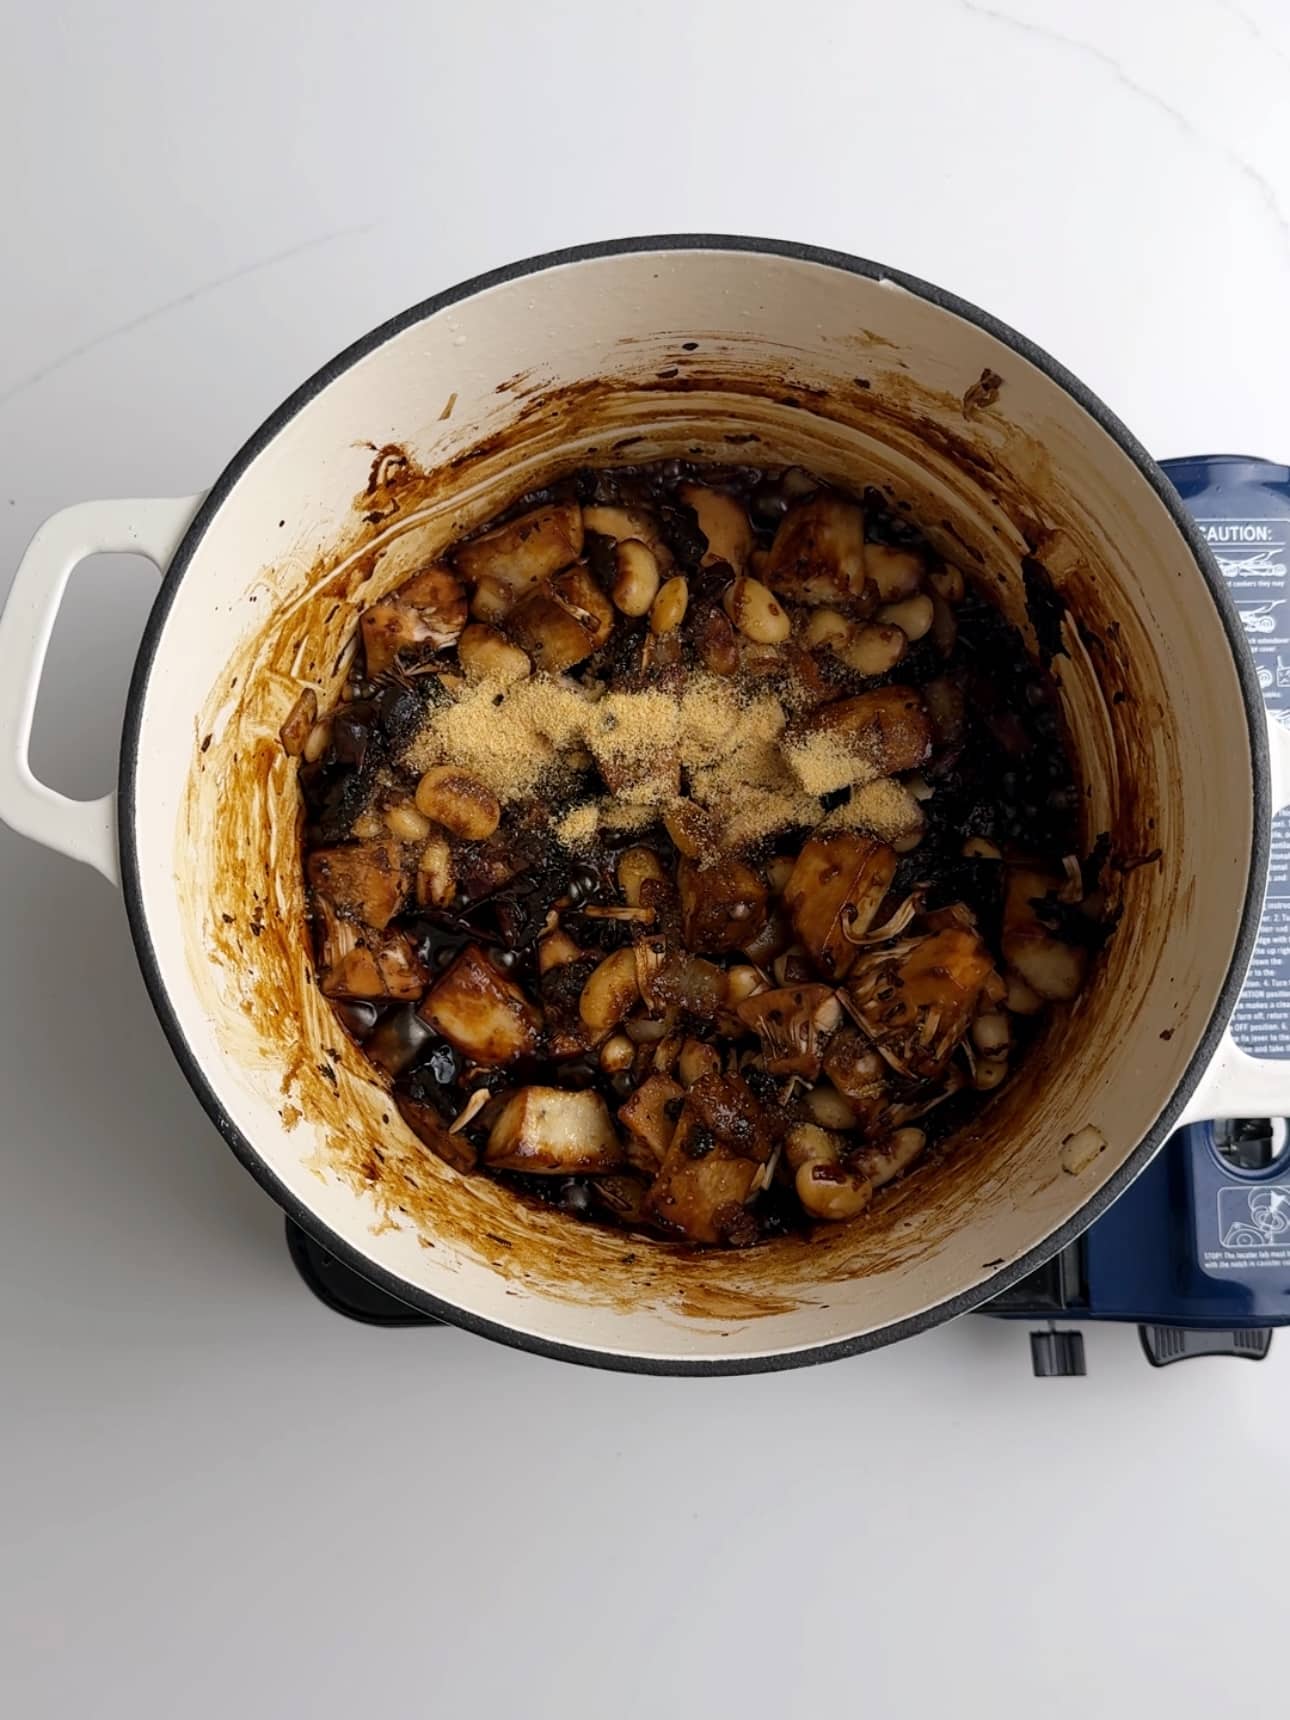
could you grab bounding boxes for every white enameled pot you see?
[4,236,1289,1374]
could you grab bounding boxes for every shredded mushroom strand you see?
[841,889,925,947]
[1058,854,1084,903]
[448,1089,491,1134]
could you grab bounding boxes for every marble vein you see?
[0,222,376,408]
[1217,0,1290,75]
[957,0,1290,255]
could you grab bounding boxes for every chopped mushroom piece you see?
[484,1086,623,1173]
[678,482,754,572]
[735,984,842,1080]
[783,833,897,980]
[824,778,925,844]
[452,499,583,595]
[591,1174,653,1225]
[765,493,867,603]
[694,604,740,674]
[538,927,583,974]
[739,905,792,967]
[307,837,410,931]
[588,735,680,805]
[454,836,526,900]
[821,1029,891,1129]
[651,951,726,1017]
[1002,867,1089,1001]
[551,563,615,650]
[582,504,672,564]
[663,800,721,860]
[365,1005,437,1075]
[456,622,531,682]
[419,944,541,1065]
[684,1072,774,1163]
[506,587,604,673]
[359,601,446,679]
[401,563,469,631]
[359,566,467,677]
[678,856,768,954]
[677,1038,723,1087]
[317,912,426,1002]
[578,947,642,1041]
[396,1093,478,1174]
[788,687,933,792]
[469,576,511,624]
[847,928,997,1080]
[617,1073,685,1172]
[645,1102,762,1244]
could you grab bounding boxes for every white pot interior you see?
[128,244,1254,1364]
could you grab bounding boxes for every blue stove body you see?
[988,454,1290,1371]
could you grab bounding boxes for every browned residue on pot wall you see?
[180,335,1193,1334]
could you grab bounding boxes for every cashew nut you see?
[612,539,661,617]
[724,575,792,644]
[836,623,907,677]
[650,575,690,635]
[795,1160,873,1221]
[414,767,501,841]
[578,947,642,1040]
[878,593,934,642]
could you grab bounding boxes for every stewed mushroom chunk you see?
[290,460,1108,1245]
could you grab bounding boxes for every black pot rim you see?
[116,232,1269,1377]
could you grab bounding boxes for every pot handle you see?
[1177,709,1290,1124]
[0,496,203,886]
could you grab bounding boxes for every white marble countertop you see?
[2,3,1289,1715]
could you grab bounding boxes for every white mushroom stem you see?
[448,1089,492,1135]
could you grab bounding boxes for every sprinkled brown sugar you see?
[783,729,882,798]
[822,776,924,841]
[405,675,587,800]
[405,659,920,858]
[554,800,601,847]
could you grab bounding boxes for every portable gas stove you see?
[287,455,1290,1374]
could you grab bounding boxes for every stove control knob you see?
[1029,1328,1086,1377]
[1139,1325,1273,1366]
